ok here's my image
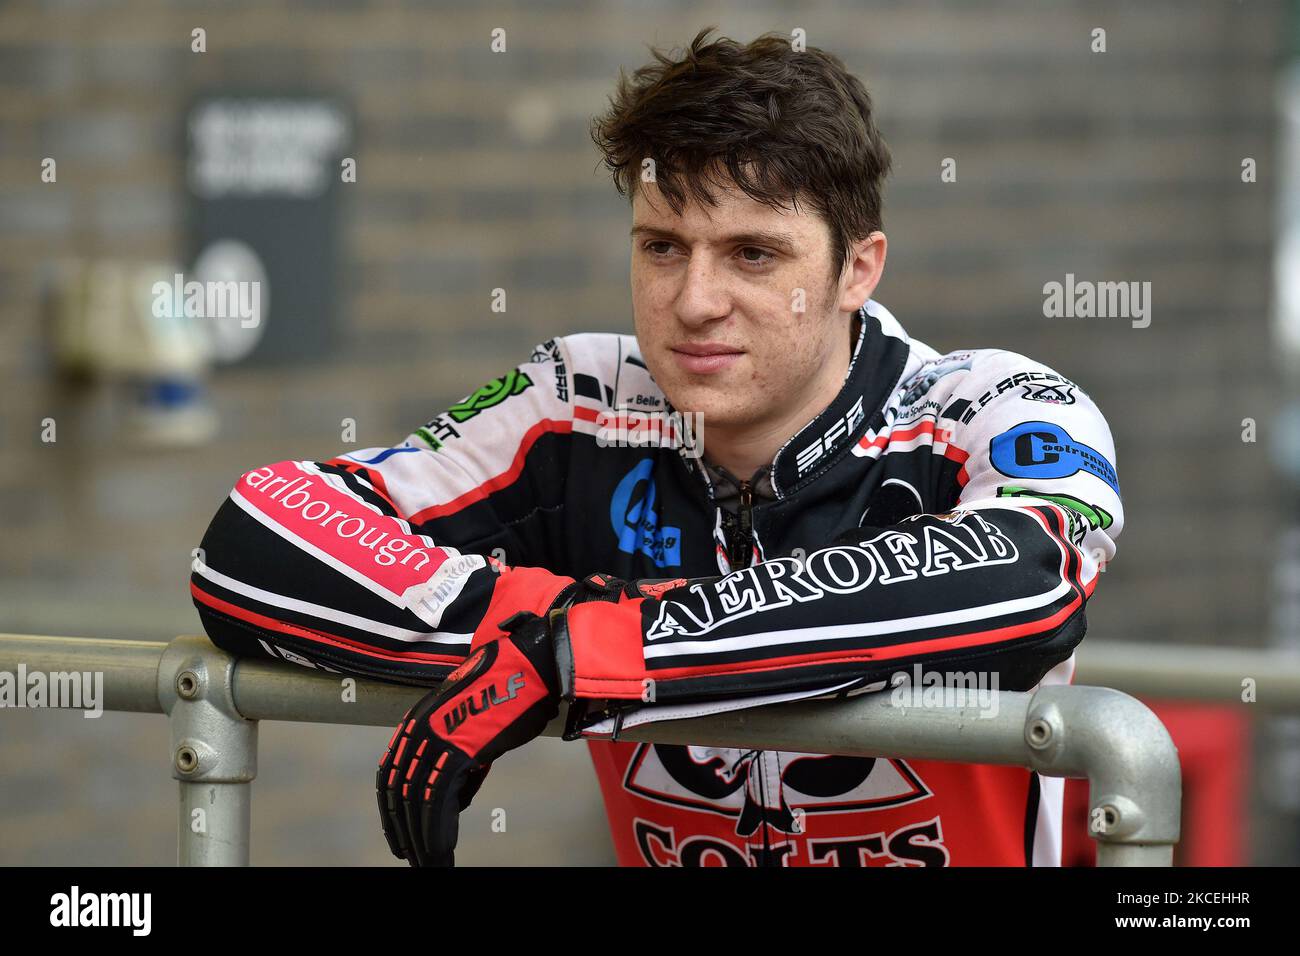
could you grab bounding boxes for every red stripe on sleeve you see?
[191,582,463,666]
[408,419,573,524]
[647,587,1087,683]
[943,442,971,487]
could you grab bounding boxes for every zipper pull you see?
[734,480,754,570]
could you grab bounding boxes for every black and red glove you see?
[376,608,563,867]
[375,571,683,866]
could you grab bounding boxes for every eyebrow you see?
[629,224,799,254]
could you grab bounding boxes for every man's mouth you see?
[670,342,745,375]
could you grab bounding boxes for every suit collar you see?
[669,299,912,502]
[768,300,911,498]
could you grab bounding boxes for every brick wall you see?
[3,0,1282,647]
[0,0,1287,860]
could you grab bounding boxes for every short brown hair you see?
[591,27,893,280]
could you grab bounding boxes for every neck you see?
[702,311,860,480]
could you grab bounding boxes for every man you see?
[190,29,1122,867]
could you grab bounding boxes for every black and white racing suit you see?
[191,299,1122,866]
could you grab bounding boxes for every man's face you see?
[630,176,852,439]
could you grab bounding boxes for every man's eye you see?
[645,241,675,256]
[738,247,774,266]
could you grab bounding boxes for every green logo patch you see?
[447,370,533,423]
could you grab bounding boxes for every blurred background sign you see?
[185,95,352,365]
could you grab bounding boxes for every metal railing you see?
[11,632,1285,867]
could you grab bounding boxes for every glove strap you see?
[560,698,638,742]
[561,698,593,741]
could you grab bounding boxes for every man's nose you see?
[673,251,731,326]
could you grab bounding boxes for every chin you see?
[660,381,752,430]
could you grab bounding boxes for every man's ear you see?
[836,231,887,313]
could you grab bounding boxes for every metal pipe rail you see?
[1075,642,1300,709]
[0,633,1200,867]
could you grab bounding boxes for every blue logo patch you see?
[611,460,682,568]
[990,421,1120,494]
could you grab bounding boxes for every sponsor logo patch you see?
[1021,383,1076,405]
[611,460,682,569]
[531,339,569,401]
[446,370,533,423]
[989,421,1120,494]
[795,395,866,476]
